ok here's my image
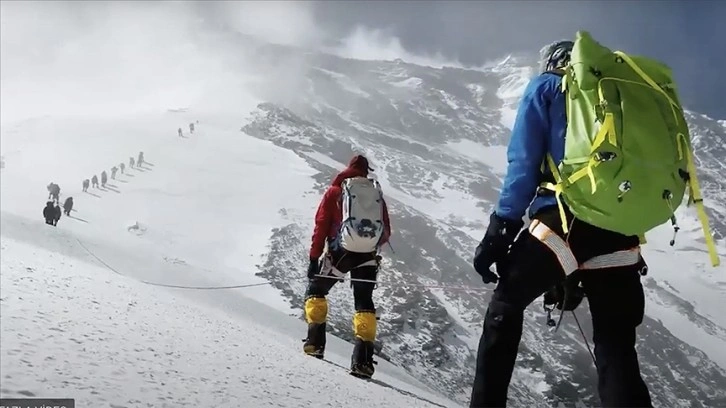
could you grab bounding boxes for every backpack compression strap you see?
[678,135,720,266]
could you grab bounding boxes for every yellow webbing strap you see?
[566,159,598,194]
[679,138,720,267]
[595,112,617,148]
[543,154,570,234]
[613,51,680,125]
[546,154,562,184]
[563,113,616,195]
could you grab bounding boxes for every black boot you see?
[350,338,376,378]
[303,322,326,359]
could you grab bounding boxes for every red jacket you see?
[310,167,392,259]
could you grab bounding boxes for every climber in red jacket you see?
[303,154,391,379]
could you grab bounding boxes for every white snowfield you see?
[0,219,457,408]
[0,115,460,407]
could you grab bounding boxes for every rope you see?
[75,238,488,292]
[313,274,488,292]
[141,281,291,290]
[572,310,597,368]
[76,238,125,277]
[75,238,307,290]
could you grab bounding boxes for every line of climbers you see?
[45,120,199,227]
[299,32,720,407]
[43,151,150,227]
[82,151,145,193]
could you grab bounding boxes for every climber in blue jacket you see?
[469,40,652,408]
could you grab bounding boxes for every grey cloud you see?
[309,0,726,118]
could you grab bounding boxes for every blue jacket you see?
[495,72,567,221]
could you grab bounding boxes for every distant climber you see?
[101,171,108,188]
[129,157,135,168]
[53,203,61,225]
[91,175,99,188]
[119,162,125,174]
[82,179,90,192]
[137,151,145,167]
[111,166,118,180]
[43,201,61,226]
[178,127,183,138]
[43,201,55,226]
[63,197,74,216]
[47,182,60,202]
[189,122,195,134]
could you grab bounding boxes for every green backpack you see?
[542,31,720,267]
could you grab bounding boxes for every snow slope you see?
[0,231,456,407]
[0,112,459,406]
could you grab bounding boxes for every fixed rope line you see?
[313,274,489,292]
[140,280,296,290]
[75,238,487,292]
[75,237,307,290]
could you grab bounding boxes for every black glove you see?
[473,213,524,284]
[307,258,319,279]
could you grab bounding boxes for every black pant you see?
[470,207,652,408]
[305,249,378,312]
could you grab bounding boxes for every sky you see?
[1,1,724,121]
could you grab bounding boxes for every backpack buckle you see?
[594,151,617,162]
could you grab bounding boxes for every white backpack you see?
[339,177,386,253]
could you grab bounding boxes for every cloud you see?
[1,2,216,121]
[0,1,484,124]
[328,25,465,69]
[207,1,324,49]
[0,1,301,122]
